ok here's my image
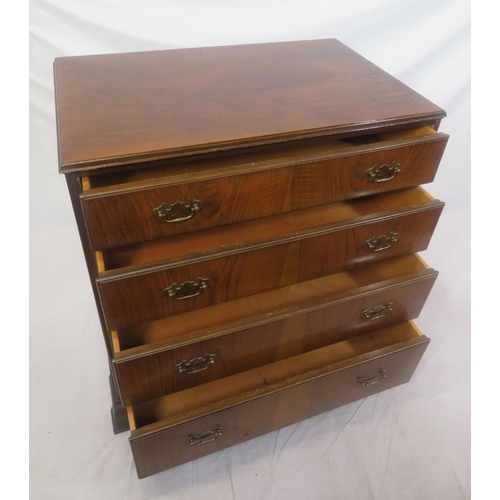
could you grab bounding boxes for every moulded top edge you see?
[55,39,446,174]
[58,114,445,174]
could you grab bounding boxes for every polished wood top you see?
[54,39,445,172]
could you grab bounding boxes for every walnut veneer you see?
[55,39,447,478]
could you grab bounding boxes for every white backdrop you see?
[30,1,471,499]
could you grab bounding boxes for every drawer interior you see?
[111,254,432,355]
[83,126,438,190]
[127,321,425,431]
[96,187,439,274]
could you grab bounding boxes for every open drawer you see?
[127,321,430,478]
[81,126,448,250]
[96,187,443,330]
[111,254,437,406]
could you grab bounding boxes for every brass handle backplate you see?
[362,302,394,321]
[365,162,401,183]
[357,370,387,387]
[164,277,209,300]
[365,232,398,252]
[188,425,223,446]
[153,198,202,223]
[176,354,216,374]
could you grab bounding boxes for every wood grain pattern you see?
[113,264,437,406]
[85,126,439,188]
[128,322,429,478]
[54,40,445,172]
[99,187,439,271]
[114,254,430,350]
[97,205,443,330]
[82,132,448,250]
[132,322,422,426]
[55,41,446,473]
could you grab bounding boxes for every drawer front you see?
[98,207,442,330]
[114,270,437,405]
[82,133,448,250]
[129,332,429,478]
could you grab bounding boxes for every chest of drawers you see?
[54,39,447,479]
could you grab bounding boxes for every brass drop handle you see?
[164,277,209,300]
[362,302,393,321]
[365,162,401,183]
[188,425,223,446]
[153,198,202,223]
[357,370,387,387]
[365,232,398,252]
[175,354,216,374]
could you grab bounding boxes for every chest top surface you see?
[54,39,445,172]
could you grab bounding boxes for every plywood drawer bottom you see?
[128,321,429,478]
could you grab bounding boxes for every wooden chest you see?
[54,39,447,479]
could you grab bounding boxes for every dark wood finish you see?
[81,131,447,250]
[99,187,441,271]
[113,260,437,405]
[131,322,423,424]
[128,322,429,478]
[109,373,129,434]
[114,254,430,349]
[63,174,115,356]
[84,126,438,188]
[55,41,447,477]
[98,202,443,330]
[54,40,445,172]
